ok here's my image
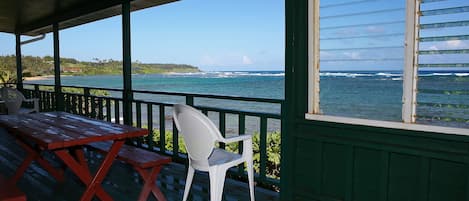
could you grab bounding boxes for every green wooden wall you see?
[281,0,469,201]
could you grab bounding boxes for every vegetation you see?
[0,55,201,83]
[151,130,281,179]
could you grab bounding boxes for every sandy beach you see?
[24,75,54,81]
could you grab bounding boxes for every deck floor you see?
[0,128,279,201]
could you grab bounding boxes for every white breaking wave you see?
[169,71,285,78]
[319,72,373,77]
[167,71,468,78]
[376,72,402,77]
[455,73,469,77]
[432,73,453,76]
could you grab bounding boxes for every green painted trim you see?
[122,1,133,126]
[25,83,283,104]
[15,34,23,91]
[53,23,64,111]
[280,0,301,199]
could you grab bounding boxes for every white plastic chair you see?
[173,104,255,201]
[0,87,39,115]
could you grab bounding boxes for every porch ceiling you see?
[0,0,178,36]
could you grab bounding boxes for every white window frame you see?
[308,0,320,114]
[305,0,469,136]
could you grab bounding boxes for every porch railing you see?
[21,83,284,189]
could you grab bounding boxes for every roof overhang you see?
[0,0,178,36]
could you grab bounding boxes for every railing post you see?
[84,88,91,116]
[34,85,40,108]
[185,95,194,106]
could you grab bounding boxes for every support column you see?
[402,0,420,123]
[53,23,64,111]
[307,0,320,114]
[15,34,23,91]
[122,1,133,125]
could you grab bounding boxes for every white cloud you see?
[429,45,439,50]
[242,55,253,65]
[446,40,462,48]
[343,52,361,59]
[366,26,385,34]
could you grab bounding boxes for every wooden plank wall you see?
[289,122,469,201]
[281,0,469,200]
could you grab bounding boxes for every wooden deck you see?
[0,128,279,201]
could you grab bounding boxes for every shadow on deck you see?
[0,129,279,201]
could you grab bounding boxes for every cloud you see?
[446,40,462,48]
[366,26,385,34]
[343,51,361,59]
[429,45,439,50]
[242,55,253,65]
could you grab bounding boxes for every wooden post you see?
[122,1,133,126]
[15,34,23,91]
[402,0,421,123]
[53,23,64,111]
[308,0,320,114]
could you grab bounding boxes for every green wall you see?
[281,0,469,200]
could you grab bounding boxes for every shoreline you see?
[24,75,74,81]
[24,75,54,81]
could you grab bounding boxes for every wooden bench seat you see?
[0,174,26,201]
[87,141,171,201]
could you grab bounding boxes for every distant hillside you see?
[0,55,201,78]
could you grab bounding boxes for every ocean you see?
[25,70,469,129]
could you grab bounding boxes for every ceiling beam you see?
[17,0,128,34]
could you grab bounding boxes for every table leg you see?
[135,166,166,201]
[54,148,114,201]
[72,147,89,167]
[10,139,64,183]
[80,140,124,201]
[9,152,35,184]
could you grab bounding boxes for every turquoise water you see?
[25,70,469,128]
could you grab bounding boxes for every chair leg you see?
[209,167,227,201]
[247,160,255,201]
[183,166,195,201]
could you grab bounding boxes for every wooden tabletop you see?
[0,112,148,150]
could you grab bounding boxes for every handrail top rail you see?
[24,83,284,104]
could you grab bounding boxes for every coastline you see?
[24,75,54,81]
[24,75,73,81]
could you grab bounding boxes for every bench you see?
[87,141,171,201]
[0,174,26,201]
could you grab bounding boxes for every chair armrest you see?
[220,134,252,144]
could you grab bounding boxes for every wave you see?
[455,73,469,77]
[375,72,402,77]
[319,72,373,77]
[168,71,285,78]
[166,71,468,78]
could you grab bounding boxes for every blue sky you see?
[1,0,467,72]
[0,1,285,71]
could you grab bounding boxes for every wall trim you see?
[305,113,469,136]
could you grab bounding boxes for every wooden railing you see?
[22,83,284,189]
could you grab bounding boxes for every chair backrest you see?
[173,104,223,162]
[0,87,25,114]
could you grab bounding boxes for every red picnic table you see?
[0,112,149,201]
